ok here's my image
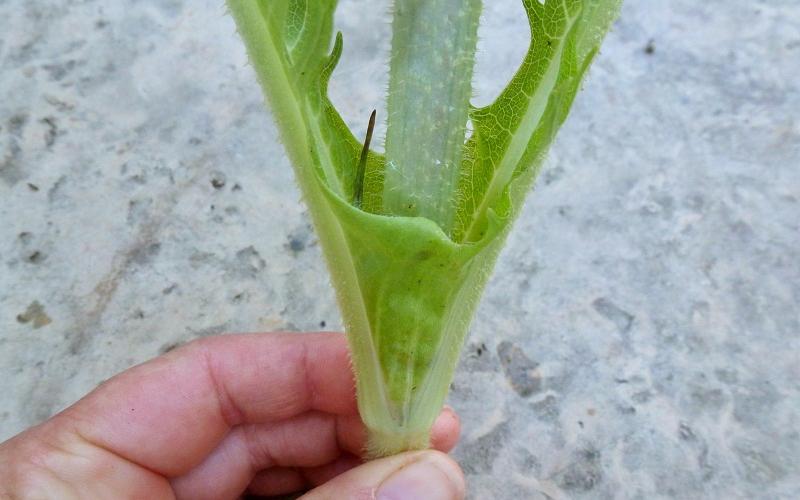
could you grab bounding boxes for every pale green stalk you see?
[383,0,482,234]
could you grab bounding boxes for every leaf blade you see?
[452,0,622,243]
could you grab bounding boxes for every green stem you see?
[383,0,482,234]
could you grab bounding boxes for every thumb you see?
[302,450,465,500]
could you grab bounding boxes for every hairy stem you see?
[383,0,482,234]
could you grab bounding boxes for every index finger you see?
[62,332,357,477]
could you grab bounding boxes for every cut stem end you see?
[365,427,431,459]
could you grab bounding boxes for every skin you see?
[0,332,462,499]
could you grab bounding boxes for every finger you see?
[59,332,356,477]
[247,454,362,497]
[171,411,339,500]
[171,408,461,499]
[247,467,307,497]
[302,450,465,500]
[430,406,461,453]
[299,453,362,487]
[172,411,352,499]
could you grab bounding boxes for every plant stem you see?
[383,0,482,234]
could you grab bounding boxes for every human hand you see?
[0,333,463,499]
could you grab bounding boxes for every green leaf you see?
[228,0,384,210]
[452,0,622,243]
[226,0,621,457]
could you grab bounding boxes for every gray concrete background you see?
[1,1,798,498]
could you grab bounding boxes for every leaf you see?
[452,0,622,243]
[227,0,621,456]
[228,0,384,210]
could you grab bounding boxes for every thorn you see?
[353,109,376,209]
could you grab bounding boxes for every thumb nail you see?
[377,453,465,500]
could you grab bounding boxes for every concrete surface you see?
[1,1,798,498]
